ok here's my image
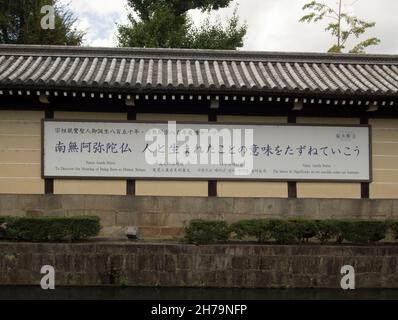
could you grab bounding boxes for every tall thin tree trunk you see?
[337,0,342,48]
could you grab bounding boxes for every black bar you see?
[208,108,217,197]
[360,115,370,199]
[44,179,54,194]
[126,180,135,196]
[1,299,389,318]
[208,180,217,197]
[287,113,296,124]
[287,113,297,198]
[127,110,136,195]
[288,182,297,198]
[45,109,54,119]
[44,109,54,194]
[208,109,217,122]
[361,182,370,199]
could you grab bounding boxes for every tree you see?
[299,0,380,53]
[116,0,247,50]
[0,0,84,45]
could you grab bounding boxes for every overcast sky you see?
[61,0,398,54]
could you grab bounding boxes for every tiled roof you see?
[0,44,398,97]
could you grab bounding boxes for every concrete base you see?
[0,242,397,288]
[0,194,397,239]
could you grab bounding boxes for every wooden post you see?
[208,107,217,197]
[287,114,297,198]
[361,115,370,199]
[44,109,54,194]
[126,110,136,195]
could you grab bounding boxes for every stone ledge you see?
[0,194,396,239]
[0,242,396,288]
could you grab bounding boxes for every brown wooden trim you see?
[126,110,136,195]
[40,175,373,183]
[208,109,217,122]
[126,180,135,196]
[44,178,54,194]
[288,113,296,124]
[45,109,54,119]
[208,180,217,197]
[361,182,370,199]
[208,108,217,196]
[1,92,398,120]
[288,181,297,198]
[42,118,372,128]
[360,115,370,199]
[288,114,297,198]
[44,109,54,194]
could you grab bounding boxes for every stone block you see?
[160,227,184,238]
[178,197,208,215]
[356,272,384,288]
[255,271,273,286]
[318,199,365,218]
[99,226,126,238]
[232,198,255,214]
[157,271,180,286]
[176,255,192,270]
[67,209,116,227]
[135,270,160,286]
[162,213,192,227]
[0,210,25,217]
[59,195,86,210]
[82,195,118,210]
[0,243,397,288]
[194,255,216,271]
[0,195,19,211]
[139,227,161,238]
[207,197,234,215]
[231,256,248,270]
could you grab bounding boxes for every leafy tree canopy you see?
[0,0,84,45]
[117,0,247,50]
[299,0,380,53]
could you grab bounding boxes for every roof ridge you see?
[0,44,397,64]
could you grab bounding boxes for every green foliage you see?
[186,10,246,50]
[117,0,247,49]
[128,0,233,19]
[0,0,84,45]
[230,219,258,239]
[189,218,391,245]
[267,219,297,244]
[117,3,188,48]
[389,221,398,239]
[349,37,381,54]
[299,0,380,53]
[314,219,339,244]
[231,219,271,243]
[185,219,230,245]
[231,219,297,244]
[0,216,100,242]
[289,219,318,243]
[338,220,388,244]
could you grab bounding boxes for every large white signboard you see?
[43,120,371,181]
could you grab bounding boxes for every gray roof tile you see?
[0,44,397,97]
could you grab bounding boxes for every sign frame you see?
[41,119,372,183]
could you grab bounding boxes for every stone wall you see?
[0,242,397,288]
[0,194,398,239]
